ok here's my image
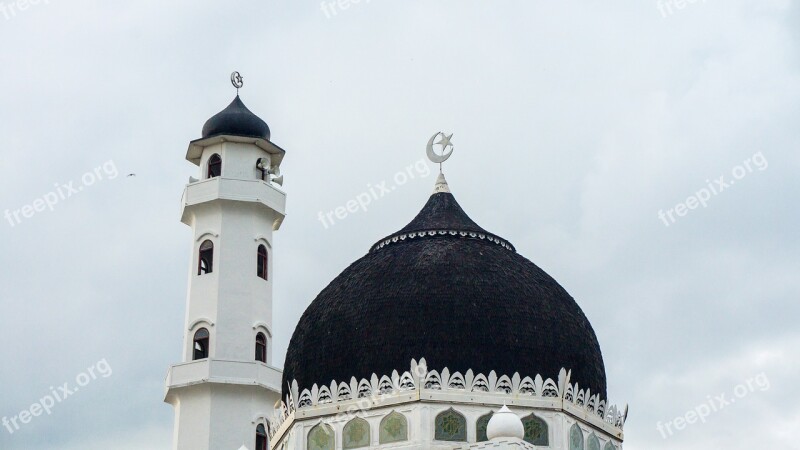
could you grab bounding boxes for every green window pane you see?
[343,418,370,449]
[308,424,334,450]
[379,412,408,444]
[476,412,493,442]
[587,433,601,450]
[569,424,584,450]
[522,414,549,446]
[435,409,467,442]
[604,442,617,450]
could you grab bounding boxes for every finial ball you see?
[486,405,525,441]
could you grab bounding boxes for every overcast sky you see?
[1,1,798,449]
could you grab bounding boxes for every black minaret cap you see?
[201,95,271,140]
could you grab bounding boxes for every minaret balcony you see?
[180,177,286,228]
[164,359,282,402]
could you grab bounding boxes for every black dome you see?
[201,95,270,140]
[282,184,607,400]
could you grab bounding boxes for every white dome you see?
[486,405,525,440]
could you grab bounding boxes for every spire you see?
[368,132,516,253]
[433,173,451,194]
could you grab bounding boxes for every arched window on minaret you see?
[207,154,222,178]
[256,424,268,450]
[193,328,210,360]
[255,332,267,363]
[198,240,214,275]
[257,245,268,280]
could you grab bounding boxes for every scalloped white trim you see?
[269,358,627,440]
[370,230,515,253]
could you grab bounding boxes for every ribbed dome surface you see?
[201,95,270,140]
[282,187,607,400]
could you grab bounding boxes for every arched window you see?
[434,409,466,442]
[307,423,334,450]
[522,414,548,446]
[198,240,213,275]
[207,154,222,178]
[587,433,601,450]
[257,245,268,280]
[343,417,369,449]
[476,412,493,442]
[256,424,268,450]
[569,424,584,450]
[379,411,408,444]
[603,442,617,450]
[193,328,209,360]
[255,332,267,363]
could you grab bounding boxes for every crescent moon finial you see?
[230,71,244,94]
[426,131,454,172]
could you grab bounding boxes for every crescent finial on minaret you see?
[230,71,244,95]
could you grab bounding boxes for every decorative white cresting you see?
[433,173,451,194]
[487,405,524,440]
[269,358,628,443]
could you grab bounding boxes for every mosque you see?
[163,77,628,450]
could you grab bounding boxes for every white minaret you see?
[165,76,285,450]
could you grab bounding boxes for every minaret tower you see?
[165,74,286,450]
